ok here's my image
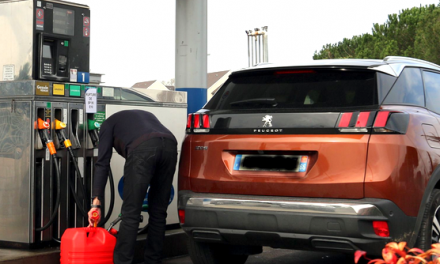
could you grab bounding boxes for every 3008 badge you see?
[195,146,208,150]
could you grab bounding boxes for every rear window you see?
[121,89,154,102]
[206,69,378,111]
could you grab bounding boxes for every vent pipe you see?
[246,26,268,67]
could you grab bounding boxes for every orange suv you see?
[178,57,440,263]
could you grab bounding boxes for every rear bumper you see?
[178,191,416,255]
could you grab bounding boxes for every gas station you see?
[0,0,202,262]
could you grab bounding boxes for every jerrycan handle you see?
[85,227,97,232]
[85,227,97,237]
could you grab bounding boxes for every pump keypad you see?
[43,63,52,74]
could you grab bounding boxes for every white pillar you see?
[175,0,208,114]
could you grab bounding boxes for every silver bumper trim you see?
[186,198,384,217]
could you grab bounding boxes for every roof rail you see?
[384,56,440,69]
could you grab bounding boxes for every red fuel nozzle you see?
[37,118,50,130]
[37,118,56,155]
[91,210,100,228]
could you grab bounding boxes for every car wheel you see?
[416,189,440,250]
[188,238,249,264]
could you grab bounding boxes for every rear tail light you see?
[373,111,409,134]
[373,221,389,237]
[186,113,210,133]
[355,112,370,127]
[338,113,353,127]
[202,114,210,128]
[337,112,371,132]
[186,114,193,129]
[337,110,408,134]
[373,111,390,128]
[178,209,185,225]
[193,114,201,128]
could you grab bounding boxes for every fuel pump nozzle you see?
[37,118,56,155]
[91,211,100,228]
[54,119,72,149]
[88,119,100,146]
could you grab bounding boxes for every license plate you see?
[233,154,308,172]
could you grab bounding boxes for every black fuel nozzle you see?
[36,118,56,155]
[88,119,100,147]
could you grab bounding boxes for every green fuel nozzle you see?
[88,119,100,146]
[88,119,100,131]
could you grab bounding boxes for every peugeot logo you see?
[262,115,273,128]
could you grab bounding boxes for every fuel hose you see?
[87,120,115,227]
[36,152,61,231]
[54,121,89,219]
[106,213,148,234]
[63,136,115,226]
[53,119,116,226]
[66,146,89,218]
[99,168,115,227]
[35,119,61,231]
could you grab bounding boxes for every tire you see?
[415,189,440,251]
[188,238,249,264]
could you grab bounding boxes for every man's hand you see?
[88,208,101,227]
[88,197,101,227]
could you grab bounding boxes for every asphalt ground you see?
[161,247,358,264]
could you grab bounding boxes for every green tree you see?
[313,3,440,64]
[414,5,440,63]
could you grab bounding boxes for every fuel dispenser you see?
[0,0,187,249]
[0,0,93,246]
[0,82,187,247]
[0,0,90,83]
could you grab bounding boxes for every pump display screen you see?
[53,7,75,36]
[43,45,52,58]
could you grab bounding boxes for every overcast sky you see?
[79,0,439,87]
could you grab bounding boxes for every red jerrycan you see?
[60,227,116,264]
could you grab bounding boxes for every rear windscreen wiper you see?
[230,98,277,107]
